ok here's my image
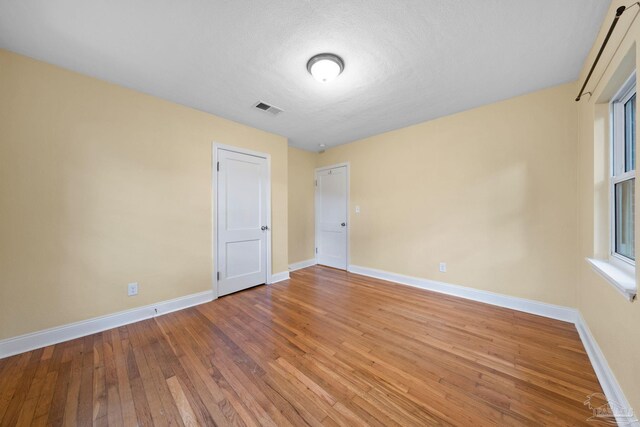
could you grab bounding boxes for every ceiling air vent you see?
[254,101,283,116]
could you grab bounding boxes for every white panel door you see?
[217,148,268,296]
[316,165,348,269]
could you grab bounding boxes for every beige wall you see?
[287,147,317,264]
[0,49,288,340]
[576,0,640,411]
[317,83,579,307]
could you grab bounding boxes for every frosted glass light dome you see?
[307,53,344,83]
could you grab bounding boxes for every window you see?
[611,73,636,263]
[586,71,637,302]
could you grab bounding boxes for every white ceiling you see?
[0,0,609,151]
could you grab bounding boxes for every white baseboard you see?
[347,264,637,424]
[0,290,214,359]
[289,259,316,271]
[574,312,639,426]
[348,265,578,322]
[270,271,290,283]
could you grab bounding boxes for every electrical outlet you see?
[439,262,447,273]
[355,205,361,214]
[128,282,138,296]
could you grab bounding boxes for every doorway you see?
[215,145,271,296]
[315,163,349,270]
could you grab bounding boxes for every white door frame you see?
[212,142,272,298]
[315,162,350,269]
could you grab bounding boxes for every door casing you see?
[212,142,272,298]
[315,162,350,270]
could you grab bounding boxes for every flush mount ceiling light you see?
[307,53,344,83]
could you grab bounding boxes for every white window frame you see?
[610,71,636,268]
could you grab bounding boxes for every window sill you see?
[586,258,637,302]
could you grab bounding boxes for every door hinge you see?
[315,179,317,187]
[217,271,220,280]
[315,247,318,254]
[217,161,220,172]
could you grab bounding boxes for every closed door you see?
[316,165,348,269]
[217,148,268,296]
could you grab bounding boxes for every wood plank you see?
[166,376,198,427]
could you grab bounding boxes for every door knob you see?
[341,222,346,227]
[261,225,269,231]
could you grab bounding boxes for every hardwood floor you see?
[0,266,607,426]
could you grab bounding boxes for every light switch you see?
[355,206,361,214]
